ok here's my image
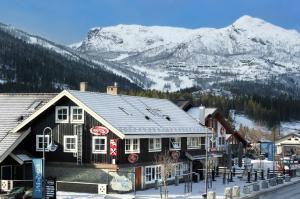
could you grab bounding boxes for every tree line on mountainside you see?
[0,28,140,92]
[122,89,300,128]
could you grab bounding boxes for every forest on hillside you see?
[122,89,300,128]
[0,28,140,92]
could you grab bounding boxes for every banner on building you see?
[32,158,43,199]
[110,139,117,156]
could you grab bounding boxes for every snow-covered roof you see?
[68,90,207,135]
[187,107,217,121]
[12,90,209,139]
[0,93,55,162]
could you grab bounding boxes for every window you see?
[64,135,77,153]
[71,106,84,123]
[125,139,140,154]
[145,165,161,183]
[92,136,107,154]
[149,138,162,152]
[174,163,183,177]
[55,106,69,123]
[201,137,206,150]
[187,137,201,149]
[36,135,50,152]
[169,138,181,150]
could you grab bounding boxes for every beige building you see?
[275,133,300,156]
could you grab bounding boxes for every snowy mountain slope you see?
[72,15,300,91]
[0,22,140,92]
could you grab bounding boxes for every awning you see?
[185,151,224,161]
[9,150,33,165]
[185,150,206,161]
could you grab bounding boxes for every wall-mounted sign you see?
[32,158,43,199]
[45,177,56,199]
[110,173,133,192]
[90,126,109,136]
[220,127,225,135]
[171,151,180,160]
[110,139,117,156]
[128,153,138,163]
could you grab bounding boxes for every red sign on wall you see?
[128,153,138,163]
[90,126,109,136]
[110,139,118,156]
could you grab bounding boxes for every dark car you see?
[2,187,25,199]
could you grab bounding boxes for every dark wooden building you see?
[0,85,211,192]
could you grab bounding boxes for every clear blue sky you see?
[0,0,299,44]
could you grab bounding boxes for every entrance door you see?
[193,161,204,180]
[135,167,142,190]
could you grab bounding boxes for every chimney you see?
[199,106,205,125]
[107,82,118,95]
[80,82,88,92]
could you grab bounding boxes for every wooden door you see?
[135,167,142,190]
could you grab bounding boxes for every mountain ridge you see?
[72,15,300,92]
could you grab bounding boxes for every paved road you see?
[254,181,300,199]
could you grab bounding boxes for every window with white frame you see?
[55,106,69,123]
[174,163,183,177]
[92,136,107,154]
[201,137,206,150]
[125,139,140,154]
[149,138,162,152]
[169,137,181,150]
[187,137,201,149]
[71,106,84,123]
[145,165,161,183]
[36,135,50,151]
[63,135,77,153]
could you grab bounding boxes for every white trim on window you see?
[63,135,77,153]
[149,138,162,152]
[125,138,140,154]
[70,106,84,123]
[169,137,181,151]
[92,136,107,154]
[187,137,201,149]
[145,165,161,184]
[55,106,69,123]
[36,135,50,152]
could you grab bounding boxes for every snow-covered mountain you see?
[72,15,300,92]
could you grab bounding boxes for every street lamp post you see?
[42,127,57,199]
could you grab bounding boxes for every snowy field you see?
[233,113,300,135]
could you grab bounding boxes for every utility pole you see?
[205,129,208,196]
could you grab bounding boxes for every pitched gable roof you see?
[69,90,207,135]
[0,93,55,162]
[13,90,208,138]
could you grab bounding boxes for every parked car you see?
[22,189,32,199]
[1,187,25,199]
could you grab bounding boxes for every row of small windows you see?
[145,162,189,184]
[36,135,106,154]
[36,136,209,154]
[55,106,84,124]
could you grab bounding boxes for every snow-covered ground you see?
[57,175,300,199]
[233,112,300,135]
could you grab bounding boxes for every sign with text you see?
[45,177,56,199]
[90,126,109,136]
[110,139,117,156]
[32,158,43,199]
